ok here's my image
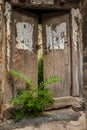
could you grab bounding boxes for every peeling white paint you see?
[32,0,53,4]
[46,22,66,50]
[46,25,53,50]
[5,2,11,70]
[71,8,82,51]
[16,22,34,51]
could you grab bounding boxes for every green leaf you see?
[39,76,60,88]
[9,69,60,121]
[9,69,36,89]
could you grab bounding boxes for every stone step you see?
[0,111,86,130]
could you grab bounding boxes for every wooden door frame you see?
[70,8,83,97]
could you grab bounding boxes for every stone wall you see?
[0,111,87,130]
[82,0,87,103]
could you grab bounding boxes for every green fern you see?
[9,69,60,121]
[39,76,60,88]
[9,69,35,89]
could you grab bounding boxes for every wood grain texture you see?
[46,96,84,111]
[12,11,38,93]
[71,8,82,96]
[42,12,71,97]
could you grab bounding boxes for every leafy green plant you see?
[9,69,60,121]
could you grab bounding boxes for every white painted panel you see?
[16,22,34,51]
[46,22,66,50]
[5,2,11,70]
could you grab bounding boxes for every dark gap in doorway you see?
[38,16,44,86]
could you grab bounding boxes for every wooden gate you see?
[11,10,82,98]
[42,12,71,97]
[12,11,38,90]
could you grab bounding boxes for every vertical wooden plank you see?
[12,11,38,93]
[71,8,82,96]
[0,5,2,92]
[78,10,83,96]
[64,16,71,96]
[0,1,7,118]
[42,12,71,97]
[5,2,13,101]
[0,2,13,116]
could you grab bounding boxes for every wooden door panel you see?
[12,11,38,91]
[71,8,82,96]
[42,13,71,97]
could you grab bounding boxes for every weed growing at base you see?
[9,69,60,121]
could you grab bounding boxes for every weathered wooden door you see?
[42,12,71,97]
[12,11,38,90]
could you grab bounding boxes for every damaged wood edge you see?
[71,8,82,96]
[11,3,78,11]
[45,96,85,111]
[0,1,8,119]
[5,2,12,70]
